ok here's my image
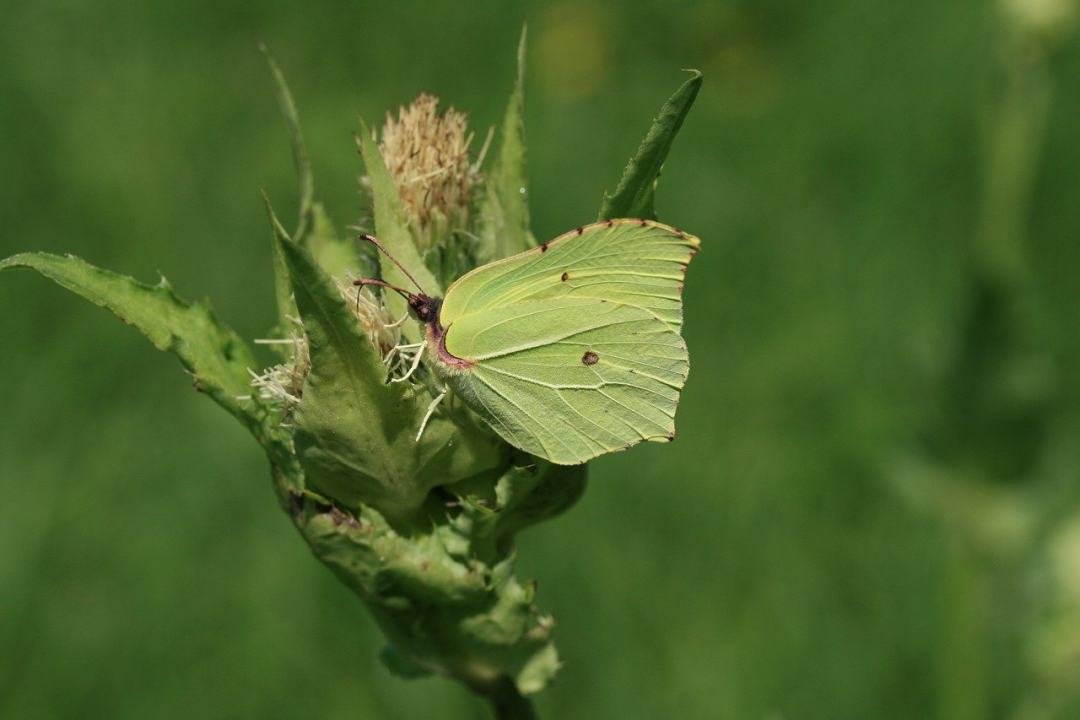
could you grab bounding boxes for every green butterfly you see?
[358,218,699,465]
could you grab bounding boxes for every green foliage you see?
[479,27,535,261]
[263,191,301,334]
[295,460,584,698]
[0,253,275,448]
[598,70,702,221]
[261,44,314,243]
[275,231,503,519]
[307,202,361,279]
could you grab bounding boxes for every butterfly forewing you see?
[434,219,699,465]
[440,220,696,329]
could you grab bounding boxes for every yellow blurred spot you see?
[704,41,779,118]
[535,2,611,101]
[1001,0,1078,40]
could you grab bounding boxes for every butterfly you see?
[357,218,699,465]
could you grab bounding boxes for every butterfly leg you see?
[389,339,427,384]
[383,339,423,376]
[415,387,447,442]
[385,311,410,328]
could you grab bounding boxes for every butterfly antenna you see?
[352,277,419,301]
[358,233,426,294]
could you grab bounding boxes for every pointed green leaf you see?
[262,44,314,242]
[263,49,358,287]
[491,462,586,549]
[263,191,299,337]
[479,27,535,261]
[0,252,274,444]
[275,235,501,519]
[265,192,358,332]
[598,69,702,221]
[307,202,360,279]
[275,233,412,510]
[357,123,441,340]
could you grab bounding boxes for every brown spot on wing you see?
[561,271,569,281]
[581,351,599,366]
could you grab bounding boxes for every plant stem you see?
[975,25,1052,292]
[939,534,988,720]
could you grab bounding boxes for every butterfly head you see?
[354,233,446,324]
[351,278,442,324]
[408,293,441,324]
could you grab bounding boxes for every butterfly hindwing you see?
[434,220,699,465]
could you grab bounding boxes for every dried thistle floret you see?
[251,283,410,412]
[378,94,485,250]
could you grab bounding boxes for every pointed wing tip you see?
[636,218,702,250]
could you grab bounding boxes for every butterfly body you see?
[405,218,699,466]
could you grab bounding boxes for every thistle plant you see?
[0,33,701,718]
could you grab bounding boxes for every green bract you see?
[1,31,701,715]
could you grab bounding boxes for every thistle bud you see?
[379,94,480,251]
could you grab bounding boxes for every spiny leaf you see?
[598,69,702,221]
[275,234,501,519]
[0,252,273,445]
[275,233,411,512]
[263,50,358,284]
[301,501,559,693]
[357,122,442,341]
[479,26,535,261]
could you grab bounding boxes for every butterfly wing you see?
[439,219,697,330]
[436,219,699,465]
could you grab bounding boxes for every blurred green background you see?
[3,1,1080,718]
